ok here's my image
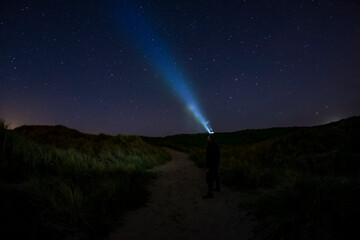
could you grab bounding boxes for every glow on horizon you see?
[114,2,212,133]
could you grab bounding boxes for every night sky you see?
[1,0,360,136]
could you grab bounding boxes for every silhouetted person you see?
[203,134,220,199]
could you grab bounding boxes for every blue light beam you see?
[114,2,212,133]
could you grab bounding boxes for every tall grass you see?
[151,116,360,239]
[0,122,170,239]
[249,176,360,240]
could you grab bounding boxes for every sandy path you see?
[109,148,257,240]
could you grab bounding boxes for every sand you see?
[109,148,257,240]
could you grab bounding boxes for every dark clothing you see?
[206,141,220,170]
[206,169,220,194]
[205,141,220,196]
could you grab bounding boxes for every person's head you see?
[207,134,215,142]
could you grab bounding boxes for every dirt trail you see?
[109,148,257,240]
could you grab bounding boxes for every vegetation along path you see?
[109,148,257,240]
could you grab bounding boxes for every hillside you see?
[143,116,360,239]
[2,116,360,239]
[143,116,360,151]
[143,126,298,151]
[0,123,170,239]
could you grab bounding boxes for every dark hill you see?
[15,124,84,138]
[14,124,125,151]
[1,122,170,240]
[150,116,359,240]
[143,116,360,152]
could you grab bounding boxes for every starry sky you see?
[1,0,360,136]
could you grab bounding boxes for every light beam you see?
[114,1,212,133]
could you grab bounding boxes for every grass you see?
[144,116,360,239]
[0,122,170,239]
[249,176,360,240]
[3,116,359,239]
